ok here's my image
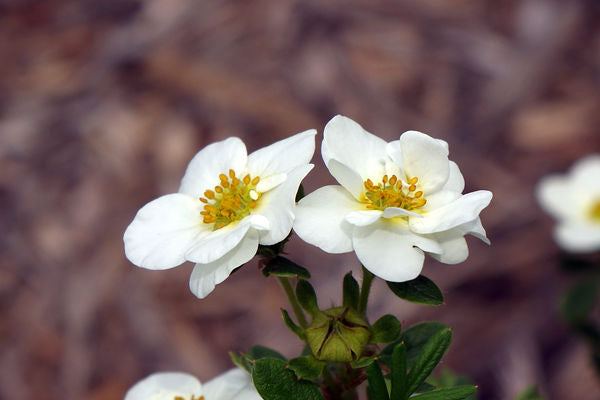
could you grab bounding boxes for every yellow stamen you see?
[229,169,236,178]
[360,174,427,215]
[409,184,416,192]
[408,177,418,185]
[251,176,260,185]
[204,190,215,199]
[243,174,251,184]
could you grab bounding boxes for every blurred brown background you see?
[2,0,600,399]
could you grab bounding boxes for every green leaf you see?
[561,278,598,324]
[281,309,306,340]
[390,342,407,400]
[387,275,444,305]
[515,385,544,400]
[287,356,326,380]
[247,345,287,362]
[296,280,319,317]
[343,272,360,310]
[262,256,311,280]
[410,386,477,400]
[230,351,251,373]
[366,361,390,400]
[350,355,377,369]
[381,322,448,369]
[252,358,324,400]
[406,328,452,395]
[371,315,402,344]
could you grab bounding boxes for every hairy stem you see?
[358,266,375,315]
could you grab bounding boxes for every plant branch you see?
[277,277,308,328]
[358,266,375,315]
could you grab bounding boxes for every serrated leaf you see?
[296,280,319,317]
[252,358,324,400]
[561,278,598,324]
[262,256,311,279]
[406,328,452,395]
[390,342,407,400]
[350,356,377,369]
[387,275,444,305]
[371,315,402,344]
[366,361,390,400]
[410,385,477,400]
[343,272,360,310]
[247,345,287,362]
[381,322,448,369]
[281,309,306,340]
[287,356,326,380]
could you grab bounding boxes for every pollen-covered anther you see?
[361,174,427,213]
[590,200,600,222]
[198,169,263,230]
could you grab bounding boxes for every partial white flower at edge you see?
[536,155,600,253]
[124,131,316,298]
[124,368,262,400]
[293,115,493,282]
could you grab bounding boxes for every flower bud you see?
[305,307,370,362]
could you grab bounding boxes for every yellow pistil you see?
[361,174,426,213]
[198,169,262,230]
[589,200,600,222]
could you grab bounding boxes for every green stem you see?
[277,277,308,328]
[358,266,375,315]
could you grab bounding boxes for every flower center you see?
[361,174,426,212]
[173,396,204,400]
[199,169,261,230]
[589,200,600,222]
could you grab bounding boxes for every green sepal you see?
[262,256,311,280]
[406,328,452,395]
[281,309,306,340]
[387,275,444,306]
[343,272,360,310]
[287,356,326,380]
[350,355,377,369]
[390,342,407,400]
[252,358,324,400]
[381,322,449,369]
[366,361,390,400]
[257,233,291,258]
[370,315,402,344]
[560,277,598,325]
[410,385,477,400]
[296,279,319,317]
[230,351,252,373]
[247,345,287,362]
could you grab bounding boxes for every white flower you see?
[124,131,315,298]
[124,368,262,400]
[293,115,492,282]
[536,155,600,253]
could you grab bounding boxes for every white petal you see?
[322,115,388,181]
[293,185,359,253]
[353,220,442,282]
[253,164,313,245]
[443,161,465,193]
[399,130,450,194]
[247,129,316,176]
[203,368,261,400]
[189,230,259,298]
[185,215,267,264]
[345,210,383,226]
[429,231,469,264]
[124,372,202,400]
[555,222,600,253]
[256,173,287,193]
[123,194,206,270]
[410,190,492,234]
[535,175,578,220]
[423,190,461,211]
[570,154,600,195]
[179,137,248,198]
[327,159,364,200]
[382,207,422,219]
[459,217,490,244]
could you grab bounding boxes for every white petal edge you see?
[570,154,600,195]
[410,190,492,234]
[124,194,206,270]
[185,214,268,264]
[353,220,442,282]
[247,129,316,177]
[327,159,365,200]
[253,164,313,245]
[345,210,383,226]
[443,161,465,193]
[189,230,259,299]
[203,368,261,400]
[256,173,287,193]
[293,185,359,253]
[554,222,600,253]
[382,207,422,219]
[429,231,469,264]
[179,137,248,198]
[124,372,202,400]
[398,131,450,194]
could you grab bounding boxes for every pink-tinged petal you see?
[179,137,248,198]
[123,194,206,270]
[399,130,450,194]
[189,230,259,299]
[247,130,316,176]
[322,115,388,182]
[124,372,202,400]
[203,368,261,400]
[293,185,359,253]
[353,220,442,282]
[410,190,492,234]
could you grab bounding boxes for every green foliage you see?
[366,360,390,400]
[288,356,326,380]
[296,279,320,317]
[230,345,287,373]
[262,256,311,280]
[387,275,444,305]
[381,322,449,368]
[343,272,360,310]
[406,328,452,395]
[390,343,407,400]
[252,358,324,400]
[370,314,402,344]
[515,385,544,400]
[427,369,476,400]
[410,386,477,400]
[281,309,306,340]
[561,277,598,324]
